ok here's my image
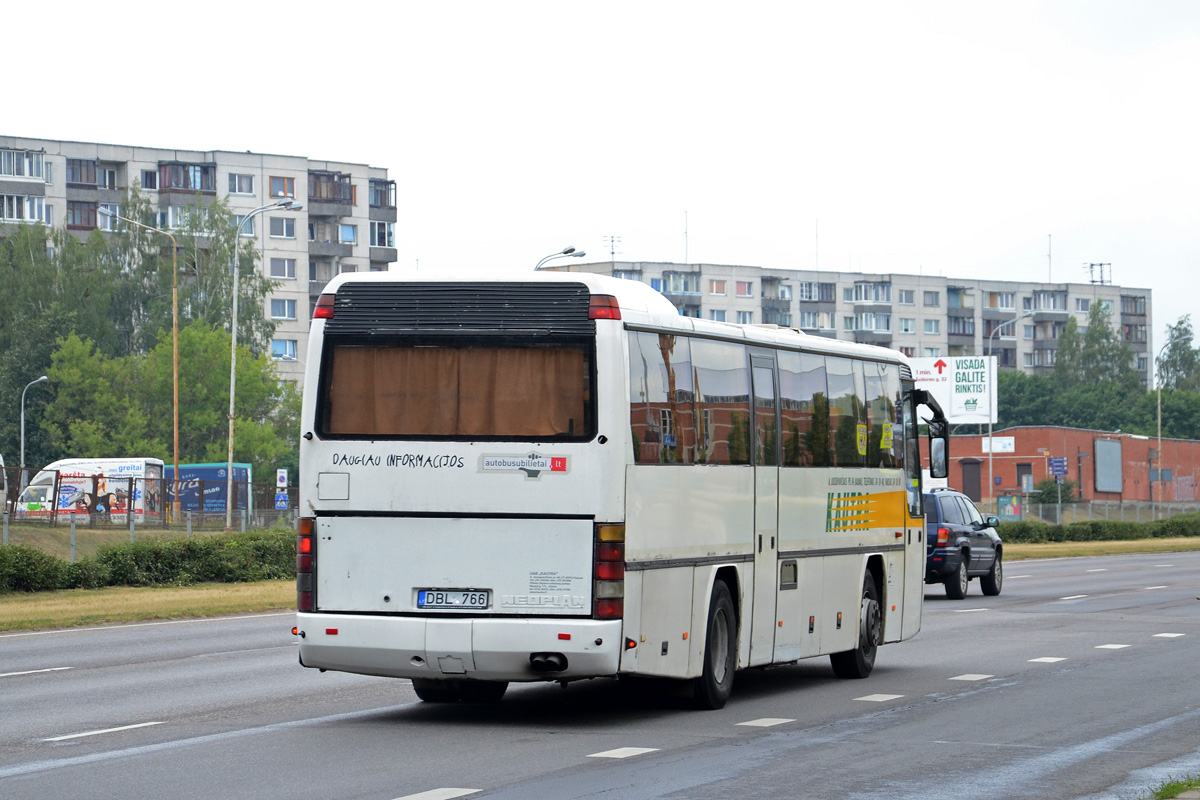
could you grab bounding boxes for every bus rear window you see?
[317,343,593,439]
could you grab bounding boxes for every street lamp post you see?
[19,375,49,491]
[985,310,1036,505]
[226,199,302,531]
[98,207,180,520]
[1154,340,1170,519]
[535,246,587,270]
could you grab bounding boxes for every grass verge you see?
[1145,774,1200,799]
[1007,537,1200,560]
[0,579,293,632]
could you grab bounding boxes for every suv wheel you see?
[945,556,968,600]
[981,551,1003,596]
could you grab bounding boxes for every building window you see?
[229,174,254,194]
[898,289,914,305]
[923,291,939,307]
[66,159,97,186]
[898,318,915,334]
[924,347,940,358]
[924,319,940,335]
[270,258,297,279]
[98,167,118,190]
[369,179,396,208]
[1023,325,1034,340]
[338,224,357,244]
[820,311,835,329]
[899,346,916,357]
[271,339,298,360]
[797,281,817,301]
[710,279,726,296]
[369,221,394,247]
[799,311,820,329]
[949,317,975,336]
[710,309,726,322]
[843,316,854,331]
[999,292,1015,309]
[160,163,216,192]
[1075,298,1090,312]
[270,299,297,320]
[66,200,97,229]
[736,281,753,298]
[0,194,45,223]
[1121,295,1147,315]
[141,169,158,190]
[233,215,255,236]
[269,217,296,238]
[1023,352,1034,367]
[650,278,663,292]
[98,203,120,231]
[778,285,792,301]
[737,310,753,324]
[0,149,45,179]
[270,176,295,198]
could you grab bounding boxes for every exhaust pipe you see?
[529,652,568,673]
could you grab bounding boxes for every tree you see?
[1157,316,1200,393]
[1054,303,1141,393]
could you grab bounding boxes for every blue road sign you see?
[275,493,289,510]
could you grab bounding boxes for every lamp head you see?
[561,246,576,255]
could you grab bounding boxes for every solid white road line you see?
[950,674,993,681]
[44,721,164,742]
[1060,595,1088,600]
[1029,657,1067,663]
[0,666,72,678]
[1006,575,1032,579]
[1144,585,1168,590]
[855,694,904,702]
[391,790,479,800]
[588,747,659,759]
[1086,568,1108,572]
[953,608,989,614]
[737,718,794,727]
[0,612,293,639]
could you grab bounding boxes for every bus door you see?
[749,354,780,665]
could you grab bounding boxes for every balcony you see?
[369,245,397,264]
[308,171,354,217]
[309,240,352,258]
[762,297,791,312]
[854,330,892,346]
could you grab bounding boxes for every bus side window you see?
[778,350,829,467]
[628,332,695,464]
[691,338,751,465]
[864,361,902,469]
[826,357,866,467]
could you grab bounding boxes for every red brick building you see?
[945,426,1200,504]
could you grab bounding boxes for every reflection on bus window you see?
[628,332,694,463]
[691,339,750,465]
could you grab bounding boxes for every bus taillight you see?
[588,295,622,320]
[312,293,335,319]
[594,523,625,619]
[297,517,316,612]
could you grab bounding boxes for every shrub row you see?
[999,513,1200,544]
[0,529,294,594]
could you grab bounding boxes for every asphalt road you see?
[1,552,1198,800]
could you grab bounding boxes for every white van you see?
[16,458,165,522]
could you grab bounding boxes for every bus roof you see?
[320,270,910,370]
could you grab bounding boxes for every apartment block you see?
[0,136,397,383]
[552,261,1154,386]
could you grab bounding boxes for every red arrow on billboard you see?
[933,359,948,374]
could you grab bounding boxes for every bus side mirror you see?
[929,436,948,479]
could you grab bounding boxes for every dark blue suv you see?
[924,488,1003,599]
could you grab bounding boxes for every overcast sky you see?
[13,1,1200,347]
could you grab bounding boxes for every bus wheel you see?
[411,678,461,703]
[693,581,737,709]
[458,680,508,703]
[830,575,881,679]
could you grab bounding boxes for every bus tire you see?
[830,574,881,679]
[458,680,508,703]
[693,580,737,710]
[411,678,461,703]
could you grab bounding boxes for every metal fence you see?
[979,497,1200,526]
[2,466,297,540]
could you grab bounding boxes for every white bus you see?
[295,272,948,708]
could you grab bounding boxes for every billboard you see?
[166,463,253,512]
[910,356,996,424]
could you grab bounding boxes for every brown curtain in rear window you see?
[325,346,586,437]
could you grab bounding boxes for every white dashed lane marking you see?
[1029,657,1067,663]
[391,791,479,800]
[737,718,794,727]
[1086,568,1108,573]
[588,747,659,759]
[950,674,993,681]
[1154,633,1186,638]
[953,608,989,613]
[0,667,72,678]
[44,721,164,742]
[1097,644,1130,650]
[855,694,904,702]
[1060,595,1088,600]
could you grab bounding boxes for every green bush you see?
[999,515,1200,544]
[0,545,67,592]
[0,529,294,594]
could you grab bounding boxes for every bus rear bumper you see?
[296,613,623,683]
